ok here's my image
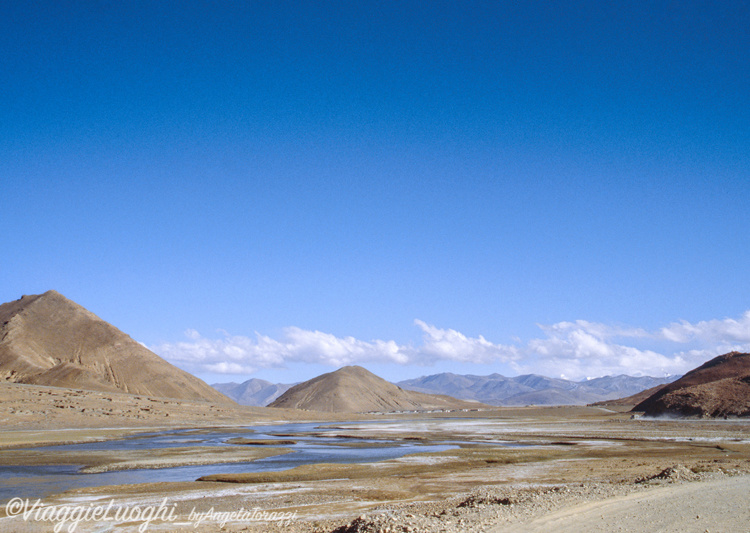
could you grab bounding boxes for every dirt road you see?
[492,474,750,533]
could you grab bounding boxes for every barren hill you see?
[269,366,481,413]
[0,291,231,403]
[594,383,668,407]
[633,352,750,417]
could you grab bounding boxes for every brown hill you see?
[269,365,482,413]
[633,352,750,417]
[593,383,669,407]
[0,291,231,403]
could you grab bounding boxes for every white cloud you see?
[278,327,408,366]
[525,320,683,378]
[151,311,750,381]
[414,320,519,364]
[658,311,750,343]
[153,321,520,375]
[154,331,287,374]
[541,320,649,340]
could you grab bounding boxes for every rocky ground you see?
[317,468,750,533]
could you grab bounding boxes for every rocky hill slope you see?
[633,352,750,417]
[0,291,231,403]
[269,366,481,413]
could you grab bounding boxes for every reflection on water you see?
[0,421,458,502]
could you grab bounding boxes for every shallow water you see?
[0,421,458,502]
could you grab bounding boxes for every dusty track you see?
[492,474,750,533]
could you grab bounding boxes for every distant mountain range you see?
[397,372,679,406]
[212,378,295,406]
[214,370,678,407]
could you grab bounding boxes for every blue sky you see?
[2,1,749,384]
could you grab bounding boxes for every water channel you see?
[0,421,461,502]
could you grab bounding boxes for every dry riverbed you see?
[0,407,749,532]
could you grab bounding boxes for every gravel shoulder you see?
[318,470,750,533]
[491,473,750,533]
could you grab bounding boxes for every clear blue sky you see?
[2,1,749,384]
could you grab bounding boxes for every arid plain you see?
[1,389,749,533]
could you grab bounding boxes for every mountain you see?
[398,373,677,406]
[212,378,295,406]
[0,291,231,403]
[633,352,750,417]
[593,383,670,407]
[269,366,481,413]
[582,375,674,395]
